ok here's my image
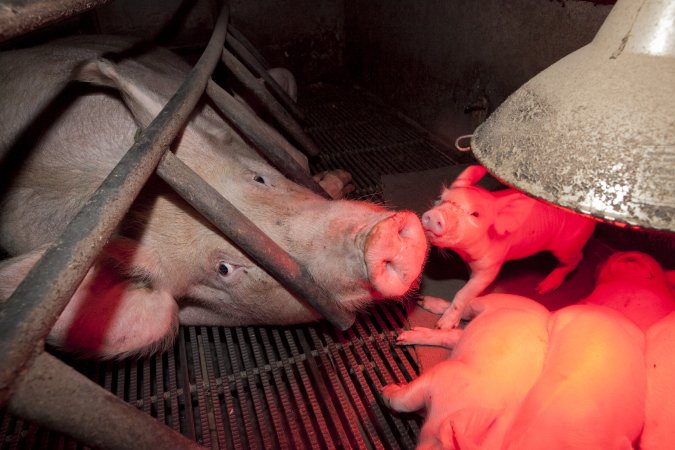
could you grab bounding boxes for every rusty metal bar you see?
[205,77,330,198]
[156,151,356,329]
[225,30,306,123]
[7,352,203,450]
[228,24,270,71]
[0,4,230,405]
[0,0,113,43]
[221,47,321,158]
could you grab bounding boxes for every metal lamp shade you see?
[472,0,675,232]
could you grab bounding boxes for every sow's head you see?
[0,37,428,358]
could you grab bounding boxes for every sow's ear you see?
[450,165,488,189]
[0,240,179,359]
[493,191,535,236]
[49,257,179,359]
[72,58,163,128]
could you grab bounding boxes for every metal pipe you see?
[156,151,356,330]
[0,0,113,43]
[225,30,306,123]
[205,78,330,198]
[221,47,321,158]
[8,352,203,450]
[0,3,230,405]
[228,24,271,71]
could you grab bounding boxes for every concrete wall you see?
[345,0,613,146]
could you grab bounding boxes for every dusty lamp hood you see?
[471,0,675,232]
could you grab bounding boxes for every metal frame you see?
[0,0,114,43]
[204,78,330,198]
[220,46,321,158]
[226,28,307,123]
[0,0,355,447]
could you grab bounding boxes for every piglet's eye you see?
[471,211,480,217]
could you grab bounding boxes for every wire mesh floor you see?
[1,83,457,449]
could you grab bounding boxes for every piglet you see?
[421,164,595,329]
[503,304,646,450]
[640,310,675,450]
[579,251,675,332]
[382,294,550,449]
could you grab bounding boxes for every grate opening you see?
[0,84,459,450]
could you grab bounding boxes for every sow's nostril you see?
[364,211,428,299]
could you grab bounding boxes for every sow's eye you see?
[217,261,242,279]
[253,174,267,185]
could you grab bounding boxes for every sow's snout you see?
[364,211,427,298]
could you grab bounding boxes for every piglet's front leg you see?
[397,326,464,348]
[436,264,502,329]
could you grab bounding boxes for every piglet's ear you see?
[493,192,534,236]
[450,165,488,189]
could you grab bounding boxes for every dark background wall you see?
[344,0,613,147]
[8,0,614,127]
[91,0,346,84]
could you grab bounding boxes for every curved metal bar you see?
[0,3,230,405]
[156,151,356,329]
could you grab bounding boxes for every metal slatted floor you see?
[1,84,457,449]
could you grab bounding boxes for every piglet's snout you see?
[364,211,427,298]
[421,209,445,237]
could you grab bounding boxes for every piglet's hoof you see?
[435,310,462,330]
[418,295,451,314]
[396,327,430,346]
[381,383,406,408]
[396,327,440,346]
[314,169,355,199]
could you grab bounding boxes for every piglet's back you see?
[503,305,645,450]
[641,311,675,450]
